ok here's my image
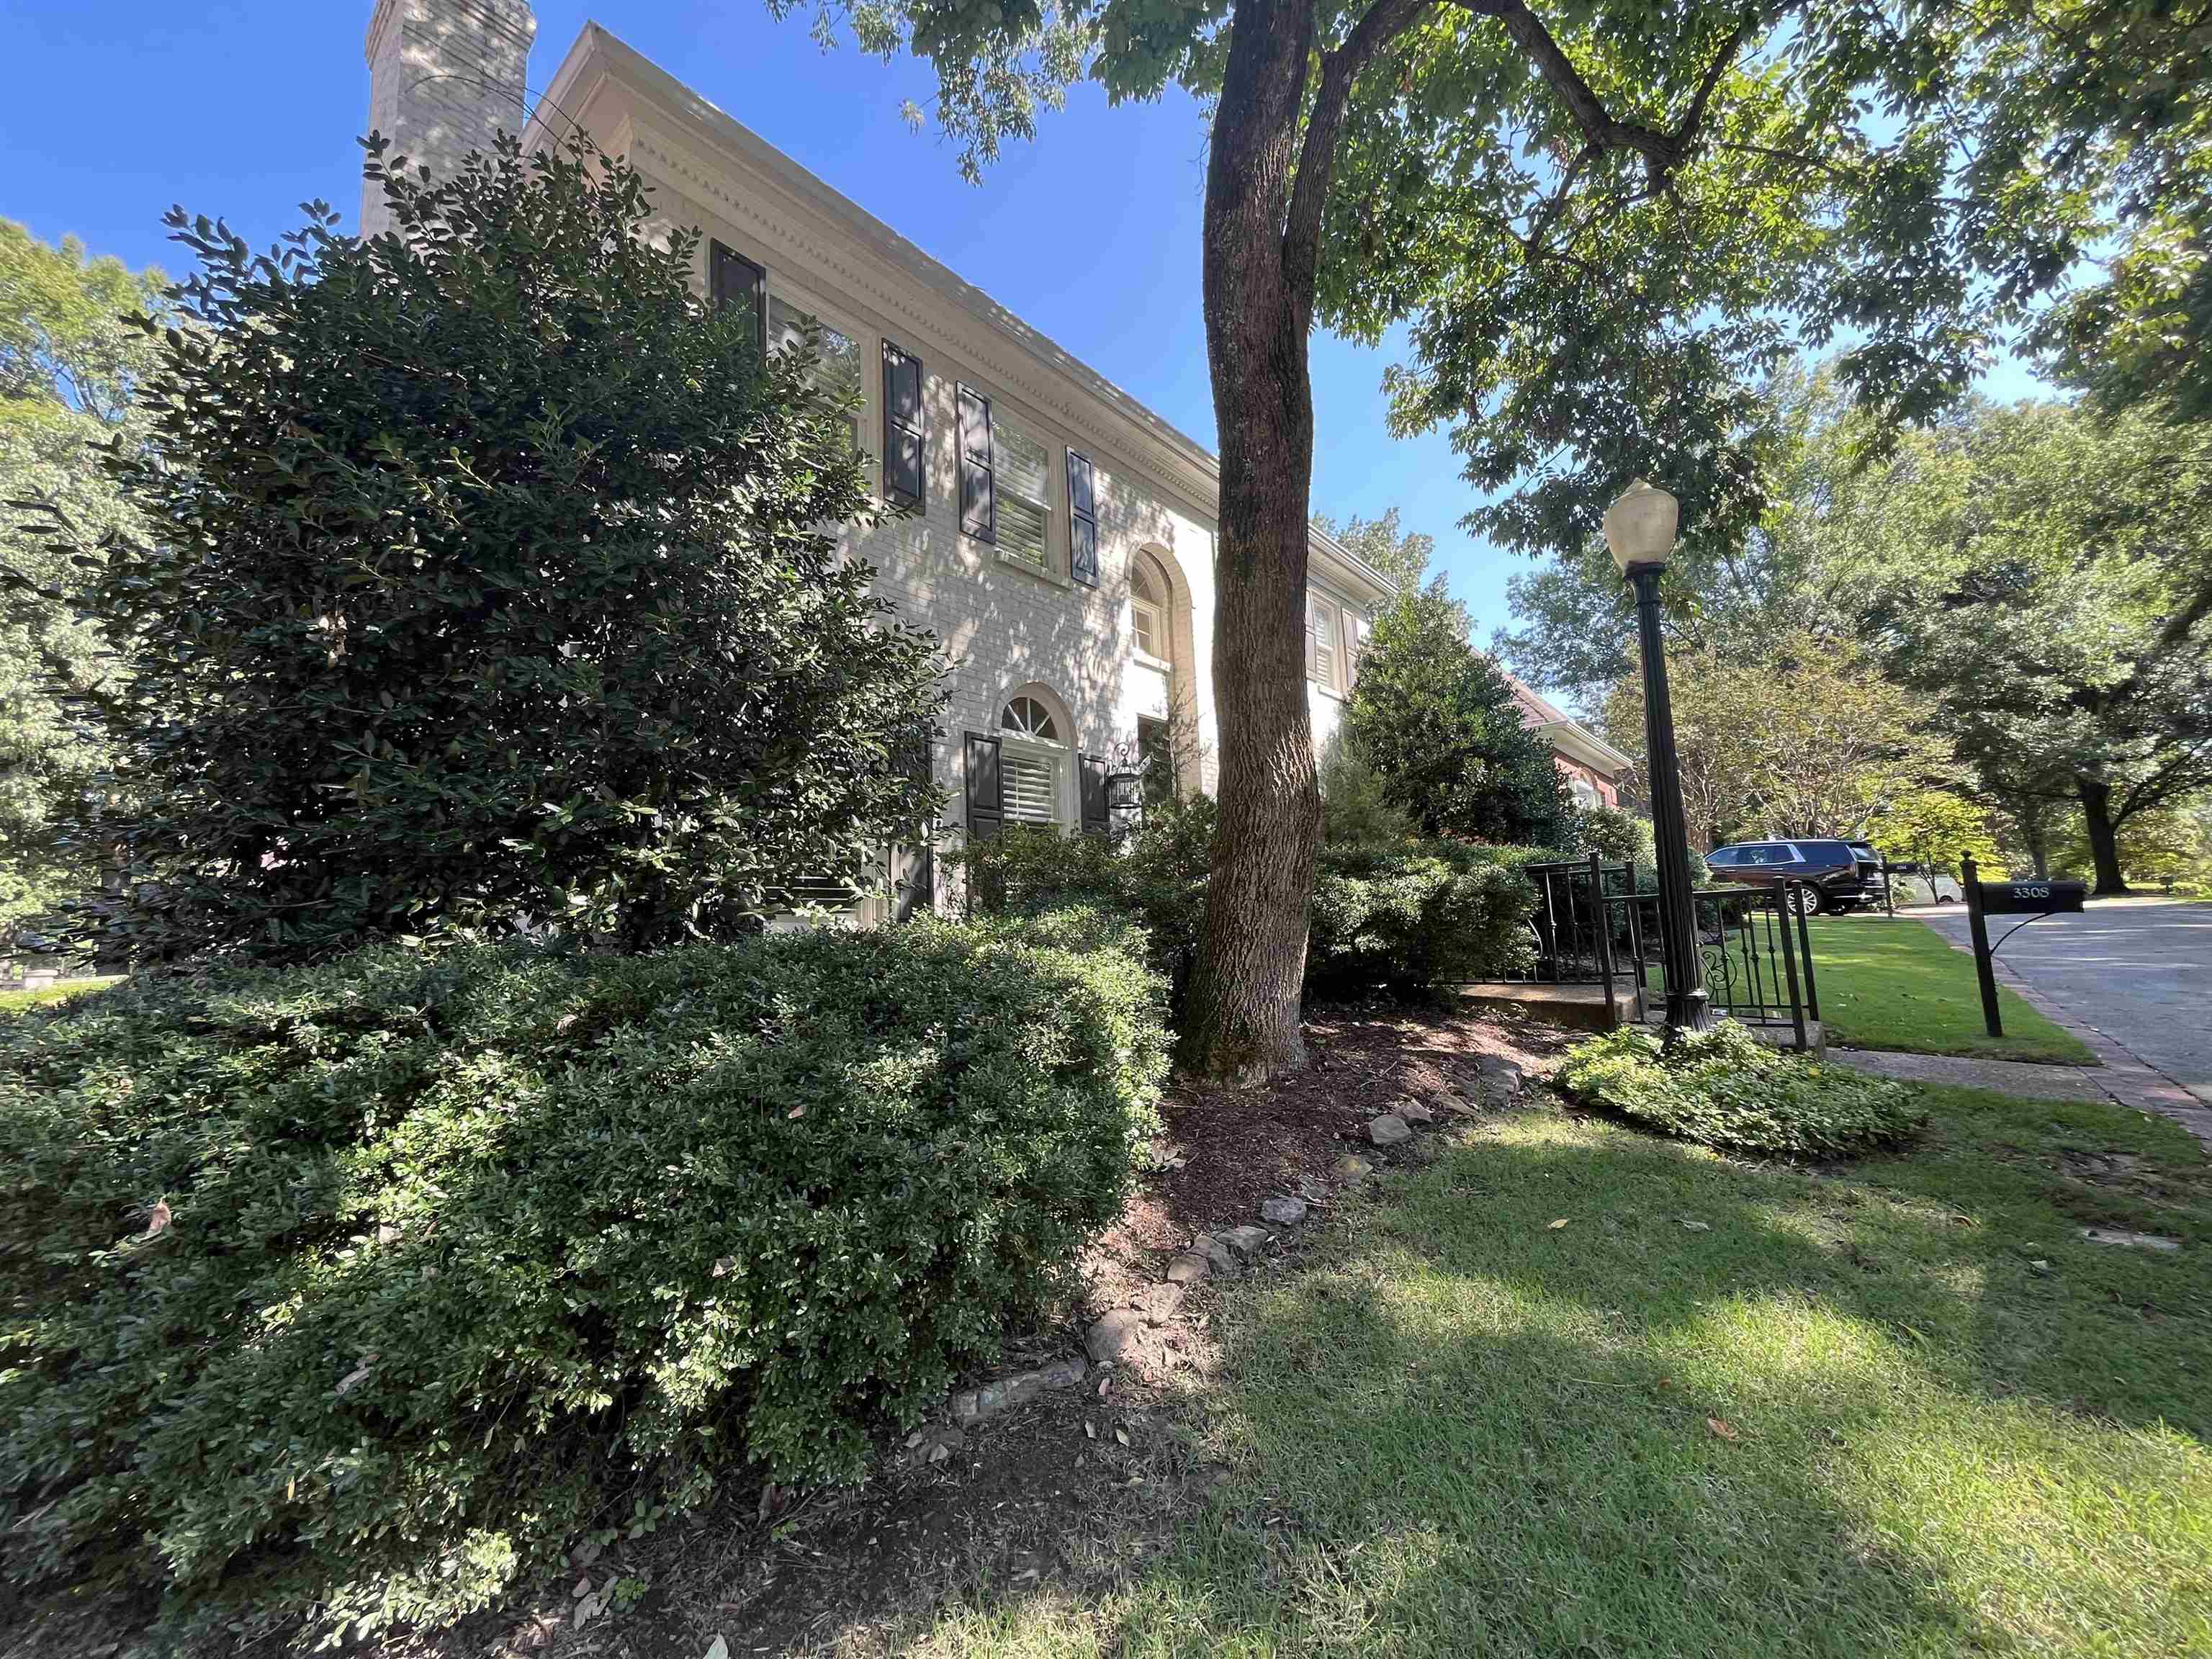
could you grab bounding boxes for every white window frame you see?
[763,273,874,462]
[999,694,1071,829]
[1131,553,1171,667]
[990,411,1056,577]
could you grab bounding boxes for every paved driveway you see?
[1914,898,2212,1106]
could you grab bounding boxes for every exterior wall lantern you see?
[1105,752,1145,840]
[1605,479,1714,1037]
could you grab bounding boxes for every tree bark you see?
[1179,0,1325,1084]
[2077,775,2130,895]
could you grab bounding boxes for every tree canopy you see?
[1313,505,1434,589]
[27,137,948,963]
[1856,398,2212,892]
[1344,583,1576,848]
[787,0,2203,1080]
[0,221,168,944]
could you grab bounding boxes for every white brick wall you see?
[369,13,1401,912]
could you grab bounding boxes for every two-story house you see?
[359,1,1624,912]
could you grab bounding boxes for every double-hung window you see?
[1133,554,1169,662]
[959,386,1052,573]
[994,420,1051,571]
[769,292,863,454]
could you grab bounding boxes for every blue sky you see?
[1,1,2049,642]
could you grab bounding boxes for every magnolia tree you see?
[788,0,2157,1079]
[31,137,948,963]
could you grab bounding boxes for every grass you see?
[909,1085,2211,1658]
[0,976,118,1013]
[1806,916,2096,1065]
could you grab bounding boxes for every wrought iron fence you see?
[1604,884,1820,1048]
[1506,856,1820,1049]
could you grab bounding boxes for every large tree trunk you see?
[1179,0,1323,1085]
[2077,775,2130,895]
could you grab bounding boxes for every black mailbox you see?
[1979,880,2087,917]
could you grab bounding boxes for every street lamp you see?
[1606,480,1714,1037]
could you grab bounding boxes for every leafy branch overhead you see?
[803,0,2190,550]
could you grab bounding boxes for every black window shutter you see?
[1079,755,1110,838]
[883,341,927,511]
[957,384,995,541]
[963,732,1004,843]
[709,240,767,361]
[1066,450,1099,587]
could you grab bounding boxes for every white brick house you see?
[361,1,1398,915]
[359,1,1623,910]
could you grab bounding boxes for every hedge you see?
[958,801,1542,1002]
[0,916,1166,1648]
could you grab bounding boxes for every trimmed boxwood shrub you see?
[1308,841,1538,997]
[0,916,1166,1648]
[1556,1021,1923,1156]
[958,801,1542,1006]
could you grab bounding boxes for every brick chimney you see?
[362,0,538,237]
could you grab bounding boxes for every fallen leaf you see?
[787,1105,806,1120]
[1084,1420,1097,1439]
[1113,1426,1130,1447]
[1547,1218,1570,1231]
[145,1200,172,1238]
[1707,1417,1739,1441]
[703,1637,730,1659]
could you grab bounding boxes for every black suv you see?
[1704,838,1874,914]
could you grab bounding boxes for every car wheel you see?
[1936,894,1957,904]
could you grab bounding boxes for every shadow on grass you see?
[881,1092,2212,1658]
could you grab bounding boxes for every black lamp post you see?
[1606,480,1714,1037]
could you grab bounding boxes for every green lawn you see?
[916,1087,2212,1657]
[0,976,118,1014]
[1807,916,2097,1065]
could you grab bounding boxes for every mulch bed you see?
[386,1002,1574,1659]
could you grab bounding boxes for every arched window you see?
[999,695,1067,824]
[1000,696,1061,743]
[1132,553,1171,664]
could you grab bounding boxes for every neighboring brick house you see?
[1502,673,1632,811]
[357,1,1611,907]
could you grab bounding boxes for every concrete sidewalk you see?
[1827,929,2212,1149]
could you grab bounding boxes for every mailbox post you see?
[1960,855,2087,1040]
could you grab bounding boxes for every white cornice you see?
[530,22,1401,605]
[1537,718,1632,777]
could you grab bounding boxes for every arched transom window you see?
[999,695,1067,824]
[1132,553,1171,664]
[1001,696,1061,743]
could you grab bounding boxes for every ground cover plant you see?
[1557,1020,1925,1157]
[1809,915,2096,1065]
[0,917,1167,1651]
[904,1077,2212,1658]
